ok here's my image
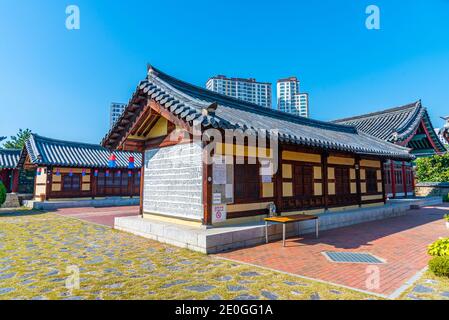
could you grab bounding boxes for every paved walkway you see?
[54,206,139,227]
[0,211,370,300]
[218,204,449,298]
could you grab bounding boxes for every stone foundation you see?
[115,197,442,254]
[0,193,21,208]
[415,182,449,198]
[23,197,140,210]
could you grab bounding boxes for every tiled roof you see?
[0,149,20,169]
[19,134,142,169]
[333,101,446,153]
[102,65,414,161]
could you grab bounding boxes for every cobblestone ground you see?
[401,271,449,300]
[0,211,373,300]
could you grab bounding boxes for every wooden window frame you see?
[334,165,351,196]
[365,168,378,194]
[292,163,314,198]
[233,160,261,204]
[62,173,81,192]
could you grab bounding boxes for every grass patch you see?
[0,212,374,300]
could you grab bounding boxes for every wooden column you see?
[128,169,133,199]
[45,166,52,201]
[355,157,362,207]
[139,152,145,217]
[322,152,329,210]
[402,161,408,198]
[381,160,387,204]
[11,169,19,193]
[91,169,97,199]
[202,160,212,226]
[275,144,283,213]
[390,160,396,199]
[33,166,37,200]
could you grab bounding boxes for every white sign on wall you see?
[212,193,222,204]
[213,163,227,185]
[212,204,227,223]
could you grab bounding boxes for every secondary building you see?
[206,75,272,108]
[277,77,309,118]
[0,149,20,193]
[110,102,127,128]
[333,101,446,198]
[17,134,142,201]
[102,65,413,228]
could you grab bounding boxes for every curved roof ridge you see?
[332,100,421,123]
[357,131,411,152]
[102,65,413,161]
[0,149,21,169]
[0,148,21,154]
[18,134,143,169]
[148,65,358,134]
[394,101,424,135]
[31,133,106,150]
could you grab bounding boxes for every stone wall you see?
[415,182,449,198]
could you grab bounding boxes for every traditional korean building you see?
[102,65,413,227]
[333,101,446,198]
[441,116,449,145]
[17,134,142,201]
[0,149,20,193]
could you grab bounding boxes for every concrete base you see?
[0,193,21,208]
[115,197,442,254]
[24,197,140,210]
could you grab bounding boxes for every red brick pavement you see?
[218,204,449,297]
[54,206,139,227]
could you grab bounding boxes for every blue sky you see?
[1,0,448,144]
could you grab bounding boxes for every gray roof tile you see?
[333,101,446,153]
[103,65,414,161]
[20,134,142,169]
[0,149,20,169]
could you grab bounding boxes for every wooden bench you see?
[264,214,319,247]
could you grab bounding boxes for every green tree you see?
[3,129,32,150]
[0,181,6,206]
[415,153,449,182]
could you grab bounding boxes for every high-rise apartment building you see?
[206,75,272,108]
[277,77,309,117]
[110,102,127,128]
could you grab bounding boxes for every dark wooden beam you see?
[381,160,387,203]
[322,152,329,210]
[275,144,283,213]
[355,156,362,206]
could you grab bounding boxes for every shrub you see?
[444,214,449,222]
[416,154,449,182]
[429,256,449,278]
[0,181,6,206]
[444,194,449,203]
[428,238,449,257]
